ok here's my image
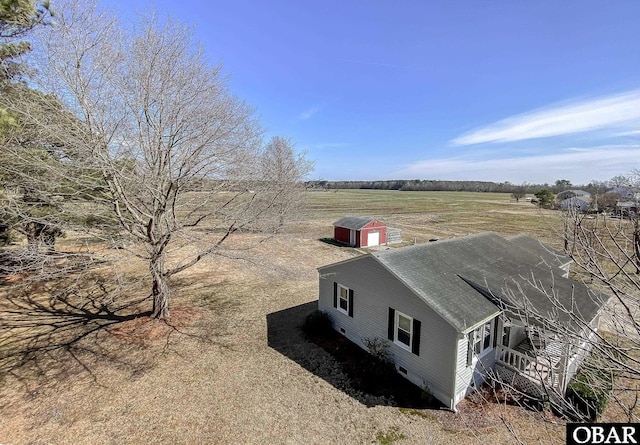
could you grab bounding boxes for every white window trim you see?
[467,319,495,366]
[337,284,350,315]
[394,310,413,352]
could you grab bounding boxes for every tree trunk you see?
[634,221,640,274]
[25,221,44,253]
[150,252,170,319]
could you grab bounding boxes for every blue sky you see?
[100,0,640,185]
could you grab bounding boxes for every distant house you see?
[607,187,640,200]
[557,190,591,201]
[616,201,639,217]
[560,196,592,212]
[332,216,387,247]
[317,232,606,411]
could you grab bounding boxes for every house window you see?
[467,319,496,366]
[338,284,349,314]
[396,311,413,349]
[333,282,353,317]
[387,307,421,355]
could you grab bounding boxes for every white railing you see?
[498,345,556,388]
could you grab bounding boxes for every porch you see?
[496,336,567,396]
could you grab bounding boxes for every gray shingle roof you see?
[369,232,606,332]
[333,216,379,230]
[506,234,572,268]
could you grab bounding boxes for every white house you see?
[317,232,607,410]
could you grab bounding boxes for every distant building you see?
[333,216,387,247]
[560,196,592,212]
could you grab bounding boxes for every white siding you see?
[318,257,459,408]
[453,333,499,405]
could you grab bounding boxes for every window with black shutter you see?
[388,307,421,356]
[334,283,353,317]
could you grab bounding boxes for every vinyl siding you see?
[318,256,459,407]
[453,319,500,404]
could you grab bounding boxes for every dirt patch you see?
[108,306,202,345]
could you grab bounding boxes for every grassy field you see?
[303,189,562,245]
[0,190,601,444]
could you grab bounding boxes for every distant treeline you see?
[306,180,558,194]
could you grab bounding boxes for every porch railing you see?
[497,345,557,388]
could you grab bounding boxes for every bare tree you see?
[4,0,309,318]
[260,136,313,229]
[527,197,640,420]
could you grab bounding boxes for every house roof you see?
[333,216,381,230]
[323,232,606,333]
[506,234,572,269]
[557,189,592,200]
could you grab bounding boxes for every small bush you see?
[363,337,390,361]
[566,373,611,420]
[301,310,332,339]
[565,345,621,420]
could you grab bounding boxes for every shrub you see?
[301,310,332,339]
[565,346,620,420]
[566,373,611,420]
[363,337,390,361]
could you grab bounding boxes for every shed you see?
[333,216,387,247]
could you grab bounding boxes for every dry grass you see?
[0,190,621,444]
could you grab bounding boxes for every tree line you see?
[308,179,584,194]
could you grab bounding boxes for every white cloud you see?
[391,145,640,184]
[617,130,640,137]
[452,90,640,145]
[298,107,319,120]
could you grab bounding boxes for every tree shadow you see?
[0,249,238,401]
[0,270,162,393]
[266,301,442,409]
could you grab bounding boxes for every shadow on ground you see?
[318,238,353,248]
[267,301,442,409]
[0,275,156,389]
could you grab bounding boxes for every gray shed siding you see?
[318,257,460,408]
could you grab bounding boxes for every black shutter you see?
[348,289,354,317]
[333,282,338,308]
[387,308,395,341]
[412,319,421,355]
[467,332,473,366]
[493,318,499,348]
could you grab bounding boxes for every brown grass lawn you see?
[0,190,618,444]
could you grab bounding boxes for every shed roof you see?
[333,216,381,230]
